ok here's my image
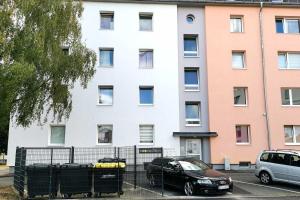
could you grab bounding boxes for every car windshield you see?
[178,160,209,171]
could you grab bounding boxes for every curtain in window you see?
[139,125,154,143]
[100,50,113,66]
[99,87,113,104]
[295,126,300,143]
[278,53,287,68]
[139,51,153,68]
[98,125,112,143]
[292,89,300,105]
[284,126,294,143]
[232,53,244,68]
[140,16,152,31]
[287,20,299,33]
[51,126,65,144]
[185,104,199,119]
[288,53,300,68]
[234,88,246,105]
[230,18,242,32]
[236,126,249,143]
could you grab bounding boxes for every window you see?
[97,125,112,144]
[139,13,152,31]
[230,16,243,32]
[184,68,199,90]
[281,88,300,106]
[139,50,153,68]
[139,125,154,144]
[184,35,198,57]
[100,12,114,30]
[50,125,65,145]
[99,48,113,67]
[291,155,300,167]
[284,125,300,144]
[269,153,291,165]
[276,18,300,33]
[234,87,247,105]
[139,86,154,105]
[232,52,245,69]
[260,153,270,162]
[185,102,200,125]
[186,14,195,24]
[278,52,300,69]
[98,86,113,105]
[236,125,250,144]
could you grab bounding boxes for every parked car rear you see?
[146,157,233,196]
[255,150,300,185]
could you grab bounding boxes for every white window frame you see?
[97,85,113,106]
[232,51,246,69]
[139,124,154,145]
[96,124,113,145]
[230,16,244,33]
[282,88,300,106]
[184,68,200,91]
[284,125,300,145]
[185,102,201,126]
[184,35,198,57]
[283,18,300,34]
[100,11,114,30]
[99,48,114,67]
[139,12,153,31]
[234,87,248,106]
[48,124,66,146]
[235,125,251,145]
[278,52,300,69]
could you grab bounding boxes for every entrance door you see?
[186,139,202,159]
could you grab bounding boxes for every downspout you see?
[259,2,271,150]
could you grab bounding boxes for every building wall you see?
[262,7,300,150]
[205,6,269,165]
[7,2,180,166]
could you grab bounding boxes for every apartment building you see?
[7,0,300,169]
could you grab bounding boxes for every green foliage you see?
[0,0,96,133]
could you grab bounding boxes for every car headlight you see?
[228,177,232,182]
[197,179,212,184]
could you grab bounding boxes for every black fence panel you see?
[13,146,176,199]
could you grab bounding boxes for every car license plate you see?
[218,185,229,190]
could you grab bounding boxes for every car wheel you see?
[260,171,272,185]
[149,174,156,187]
[184,181,194,196]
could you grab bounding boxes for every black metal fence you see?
[14,146,175,199]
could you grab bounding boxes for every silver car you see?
[255,150,300,185]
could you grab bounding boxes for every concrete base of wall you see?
[212,164,256,171]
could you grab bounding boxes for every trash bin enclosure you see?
[94,158,126,195]
[60,163,92,197]
[26,164,58,198]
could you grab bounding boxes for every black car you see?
[146,157,233,196]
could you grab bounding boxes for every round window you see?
[186,14,195,24]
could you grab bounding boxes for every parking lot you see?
[1,170,300,199]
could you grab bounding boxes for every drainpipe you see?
[259,2,271,150]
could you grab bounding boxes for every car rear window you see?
[260,153,269,161]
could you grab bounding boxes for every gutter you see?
[259,2,271,150]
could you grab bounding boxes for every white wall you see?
[7,2,180,166]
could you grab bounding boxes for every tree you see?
[0,0,96,135]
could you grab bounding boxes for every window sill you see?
[281,105,300,107]
[139,67,154,69]
[277,33,300,35]
[234,104,248,107]
[285,143,300,146]
[96,143,113,146]
[230,31,244,33]
[184,89,200,92]
[138,143,154,146]
[48,144,65,147]
[232,67,247,70]
[236,143,251,146]
[139,104,154,106]
[96,104,113,106]
[278,68,300,70]
[98,65,113,68]
[185,124,201,127]
[99,28,114,31]
[184,55,200,58]
[139,29,153,32]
